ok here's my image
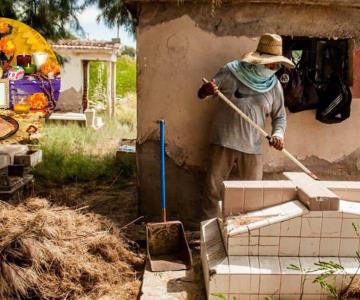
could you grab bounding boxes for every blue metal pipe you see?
[159,120,166,222]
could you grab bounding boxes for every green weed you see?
[33,114,136,186]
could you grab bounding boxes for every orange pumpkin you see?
[40,60,60,76]
[27,93,48,110]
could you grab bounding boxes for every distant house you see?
[126,0,360,226]
[50,39,121,116]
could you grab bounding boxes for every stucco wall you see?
[55,50,83,112]
[136,2,360,226]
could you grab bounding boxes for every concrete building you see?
[50,39,121,116]
[127,0,360,227]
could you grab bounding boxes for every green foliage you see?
[116,55,136,97]
[116,96,136,130]
[89,61,107,106]
[352,222,360,238]
[89,0,225,36]
[287,264,301,271]
[1,0,88,40]
[288,261,344,299]
[211,293,228,300]
[1,0,228,41]
[0,0,17,19]
[87,0,137,34]
[0,0,136,40]
[122,46,136,58]
[211,293,273,300]
[33,115,136,186]
[287,261,344,299]
[88,56,136,107]
[312,261,344,299]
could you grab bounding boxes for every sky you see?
[77,5,136,48]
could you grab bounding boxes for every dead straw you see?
[0,197,144,300]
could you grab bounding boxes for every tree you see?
[0,0,17,19]
[0,0,223,41]
[90,0,223,36]
[0,0,89,40]
[122,46,135,58]
[87,0,137,35]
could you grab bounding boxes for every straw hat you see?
[242,33,295,69]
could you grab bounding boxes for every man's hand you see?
[198,80,219,98]
[269,136,284,151]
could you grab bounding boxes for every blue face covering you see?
[227,60,278,93]
[256,64,279,78]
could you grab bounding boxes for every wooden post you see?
[82,60,89,112]
[106,61,112,117]
[111,61,117,118]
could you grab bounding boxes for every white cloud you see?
[77,6,100,26]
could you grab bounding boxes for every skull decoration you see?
[7,66,25,80]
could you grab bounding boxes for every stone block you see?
[263,180,283,208]
[244,181,264,212]
[223,181,245,217]
[324,181,360,202]
[14,149,43,167]
[279,257,302,294]
[284,172,339,211]
[279,237,300,256]
[299,237,320,256]
[201,218,230,298]
[223,180,298,217]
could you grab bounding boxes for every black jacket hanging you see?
[316,74,352,124]
[276,47,319,113]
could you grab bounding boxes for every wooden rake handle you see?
[202,78,319,180]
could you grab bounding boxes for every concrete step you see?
[47,112,86,126]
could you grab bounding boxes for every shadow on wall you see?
[137,141,204,229]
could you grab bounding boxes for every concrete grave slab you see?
[202,179,360,298]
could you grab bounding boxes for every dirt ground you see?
[37,182,139,227]
[34,180,206,300]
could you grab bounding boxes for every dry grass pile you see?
[0,198,144,300]
[342,278,360,299]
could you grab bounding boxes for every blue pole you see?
[160,120,166,222]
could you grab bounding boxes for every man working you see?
[198,33,295,220]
